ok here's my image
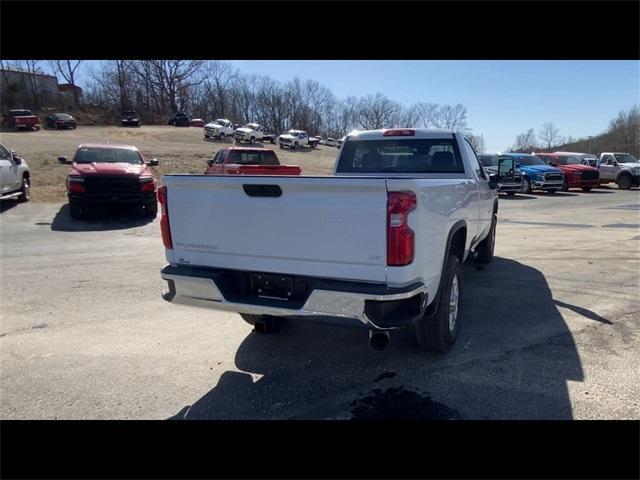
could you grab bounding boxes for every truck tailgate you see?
[164,175,389,283]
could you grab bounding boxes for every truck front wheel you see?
[521,177,532,194]
[69,202,84,220]
[415,255,462,353]
[617,174,632,190]
[17,176,30,202]
[145,200,158,218]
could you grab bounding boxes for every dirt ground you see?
[0,126,340,202]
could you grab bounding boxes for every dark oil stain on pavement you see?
[373,371,397,383]
[350,387,461,420]
[602,223,640,229]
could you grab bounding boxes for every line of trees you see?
[510,106,639,156]
[83,60,482,143]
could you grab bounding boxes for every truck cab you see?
[234,123,264,144]
[204,118,234,140]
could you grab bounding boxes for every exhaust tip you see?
[369,331,390,351]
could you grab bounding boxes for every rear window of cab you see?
[335,138,464,174]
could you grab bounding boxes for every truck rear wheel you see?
[475,213,496,264]
[415,255,462,353]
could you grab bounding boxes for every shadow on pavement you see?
[553,300,612,325]
[50,203,155,232]
[0,201,19,214]
[169,257,586,420]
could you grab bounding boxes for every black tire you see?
[145,201,158,218]
[270,138,276,145]
[219,132,225,141]
[415,255,462,353]
[506,191,516,197]
[617,174,632,190]
[294,142,299,149]
[72,125,77,130]
[250,136,255,143]
[561,178,569,191]
[69,202,84,220]
[581,187,592,192]
[17,176,30,202]
[240,313,260,326]
[521,177,532,194]
[547,189,558,194]
[475,213,496,264]
[279,143,284,149]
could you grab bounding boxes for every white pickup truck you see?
[0,143,31,202]
[159,128,499,353]
[596,152,640,189]
[204,118,234,140]
[234,123,264,144]
[278,130,320,149]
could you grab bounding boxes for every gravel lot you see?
[0,128,638,419]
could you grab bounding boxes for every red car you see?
[58,143,159,220]
[205,147,301,175]
[2,109,41,131]
[535,152,600,192]
[190,118,205,127]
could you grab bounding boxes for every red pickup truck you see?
[2,109,41,131]
[205,147,301,175]
[535,152,600,192]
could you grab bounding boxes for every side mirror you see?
[12,152,22,165]
[207,159,215,167]
[146,158,159,166]
[488,173,498,189]
[58,156,70,165]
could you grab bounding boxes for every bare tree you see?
[467,133,486,154]
[608,106,640,154]
[356,93,401,130]
[538,122,562,151]
[512,128,538,152]
[415,102,440,128]
[50,60,83,107]
[437,104,469,131]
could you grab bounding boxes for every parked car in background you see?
[191,118,205,127]
[58,143,159,220]
[500,153,564,194]
[553,151,598,168]
[596,152,640,189]
[159,128,499,353]
[204,118,235,140]
[324,137,338,147]
[205,147,301,175]
[120,110,140,127]
[278,130,320,149]
[0,143,30,202]
[45,113,77,130]
[535,152,600,192]
[168,112,191,127]
[2,110,41,131]
[479,154,523,196]
[234,123,264,144]
[337,136,345,148]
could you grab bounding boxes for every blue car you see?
[500,153,564,194]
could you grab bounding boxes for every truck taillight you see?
[387,192,416,266]
[157,186,173,249]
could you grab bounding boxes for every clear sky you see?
[77,60,639,152]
